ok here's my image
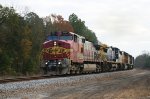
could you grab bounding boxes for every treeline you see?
[135,52,150,68]
[0,5,98,75]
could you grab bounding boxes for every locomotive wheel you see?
[97,65,102,73]
[97,69,101,73]
[122,64,125,70]
[75,70,80,74]
[108,63,112,72]
[117,64,121,71]
[70,70,75,74]
[96,64,102,73]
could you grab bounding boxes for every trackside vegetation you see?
[135,52,150,68]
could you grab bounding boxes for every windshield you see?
[47,36,73,40]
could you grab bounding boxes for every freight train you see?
[41,32,134,75]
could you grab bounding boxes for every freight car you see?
[41,32,134,75]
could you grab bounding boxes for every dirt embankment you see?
[1,69,150,99]
[46,69,150,99]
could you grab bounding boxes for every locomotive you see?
[41,32,134,75]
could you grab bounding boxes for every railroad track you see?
[0,69,132,84]
[0,73,96,84]
[0,75,52,84]
[0,74,83,84]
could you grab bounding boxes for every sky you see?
[1,0,150,57]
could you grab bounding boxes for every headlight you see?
[58,61,61,64]
[54,41,56,46]
[45,62,48,65]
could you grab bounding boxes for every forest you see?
[0,5,149,76]
[0,5,98,75]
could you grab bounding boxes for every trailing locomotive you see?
[41,32,134,75]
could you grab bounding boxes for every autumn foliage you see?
[44,14,74,36]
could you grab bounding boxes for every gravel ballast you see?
[0,69,137,98]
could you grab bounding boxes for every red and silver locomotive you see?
[41,32,134,75]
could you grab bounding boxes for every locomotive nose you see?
[42,40,71,60]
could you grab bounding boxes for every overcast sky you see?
[1,0,150,57]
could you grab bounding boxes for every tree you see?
[24,12,45,74]
[0,5,21,75]
[69,13,98,44]
[44,14,74,36]
[135,52,150,68]
[0,5,42,75]
[69,13,85,36]
[44,16,53,36]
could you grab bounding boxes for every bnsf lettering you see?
[42,46,70,55]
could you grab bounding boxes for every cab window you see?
[74,35,78,42]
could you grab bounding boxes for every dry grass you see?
[115,77,150,99]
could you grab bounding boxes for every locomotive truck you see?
[41,32,134,75]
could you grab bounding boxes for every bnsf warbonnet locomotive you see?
[41,32,134,75]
